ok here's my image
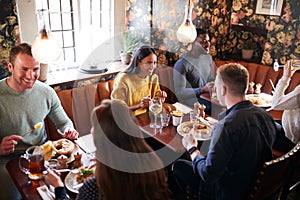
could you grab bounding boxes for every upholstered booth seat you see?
[45,60,300,140]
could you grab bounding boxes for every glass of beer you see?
[19,146,45,180]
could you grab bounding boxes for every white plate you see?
[246,93,273,107]
[177,122,211,141]
[64,171,81,194]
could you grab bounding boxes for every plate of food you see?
[246,93,273,107]
[43,138,80,165]
[65,166,95,193]
[177,121,211,141]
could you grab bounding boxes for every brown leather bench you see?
[45,61,300,139]
[214,60,300,94]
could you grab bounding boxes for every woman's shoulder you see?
[77,177,100,200]
[115,72,131,81]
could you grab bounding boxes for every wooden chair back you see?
[247,143,300,200]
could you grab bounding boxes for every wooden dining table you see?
[136,111,187,153]
[6,105,193,200]
[200,92,283,120]
[6,156,78,200]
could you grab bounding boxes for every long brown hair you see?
[123,45,157,75]
[91,99,169,200]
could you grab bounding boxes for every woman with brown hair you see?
[45,99,169,200]
[111,46,166,116]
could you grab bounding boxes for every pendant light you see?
[31,8,62,64]
[176,0,197,43]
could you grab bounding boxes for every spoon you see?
[22,122,43,137]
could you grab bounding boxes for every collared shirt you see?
[192,101,276,200]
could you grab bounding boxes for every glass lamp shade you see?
[31,29,62,63]
[176,5,197,43]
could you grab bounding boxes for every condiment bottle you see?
[199,104,206,118]
[57,155,68,169]
[73,152,83,168]
[255,83,262,94]
[193,102,201,117]
[247,81,255,94]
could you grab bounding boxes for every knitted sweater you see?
[271,76,300,143]
[0,79,74,146]
[111,73,160,116]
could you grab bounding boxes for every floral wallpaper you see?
[231,0,300,65]
[126,0,300,66]
[1,0,299,80]
[0,0,19,79]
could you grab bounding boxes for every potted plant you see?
[120,31,140,64]
[242,40,257,60]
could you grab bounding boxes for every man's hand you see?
[0,135,23,155]
[63,127,79,140]
[182,133,198,151]
[200,81,215,94]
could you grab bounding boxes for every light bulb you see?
[176,5,197,43]
[32,29,62,63]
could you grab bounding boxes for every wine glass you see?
[149,97,162,128]
[292,59,300,71]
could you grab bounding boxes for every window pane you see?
[63,31,74,47]
[62,13,72,30]
[44,0,113,63]
[64,48,75,62]
[80,0,91,12]
[61,0,71,12]
[50,13,62,31]
[48,0,61,13]
[51,32,63,47]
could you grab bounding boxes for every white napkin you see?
[37,185,55,200]
[172,102,193,114]
[75,133,96,153]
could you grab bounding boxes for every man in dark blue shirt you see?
[172,63,276,200]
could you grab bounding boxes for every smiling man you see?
[0,43,79,156]
[173,28,216,115]
[0,43,79,199]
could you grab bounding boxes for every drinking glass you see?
[189,111,198,123]
[160,113,171,127]
[149,97,162,128]
[292,60,300,71]
[19,146,45,180]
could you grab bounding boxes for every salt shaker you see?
[247,81,255,94]
[255,83,262,94]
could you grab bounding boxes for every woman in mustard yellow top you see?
[111,46,166,116]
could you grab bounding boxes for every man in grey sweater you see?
[0,43,79,199]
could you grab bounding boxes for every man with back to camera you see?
[172,63,276,200]
[173,28,216,115]
[0,43,79,199]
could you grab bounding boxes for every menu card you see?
[75,134,96,153]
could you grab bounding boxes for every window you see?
[35,0,113,63]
